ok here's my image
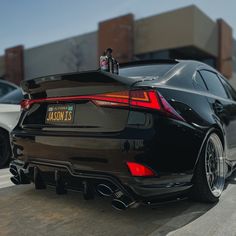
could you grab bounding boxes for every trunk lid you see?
[21,71,137,133]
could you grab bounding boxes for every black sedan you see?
[10,60,236,210]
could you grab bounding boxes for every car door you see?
[218,76,236,162]
[199,70,235,162]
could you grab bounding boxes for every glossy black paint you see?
[11,60,236,203]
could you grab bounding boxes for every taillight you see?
[126,162,156,177]
[92,90,184,121]
[20,89,184,121]
[20,99,31,110]
[92,90,161,110]
[130,90,161,110]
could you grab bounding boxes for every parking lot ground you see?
[0,169,236,236]
[0,169,13,189]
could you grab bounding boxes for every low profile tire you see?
[0,131,11,168]
[190,132,225,203]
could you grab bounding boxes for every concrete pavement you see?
[0,168,235,236]
[168,174,236,236]
[0,168,13,189]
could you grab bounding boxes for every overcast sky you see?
[0,0,236,55]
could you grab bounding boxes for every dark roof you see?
[120,59,179,68]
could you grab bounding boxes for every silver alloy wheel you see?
[205,133,225,197]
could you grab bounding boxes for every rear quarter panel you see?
[0,104,21,131]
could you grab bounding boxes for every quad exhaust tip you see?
[111,194,136,211]
[9,165,18,176]
[111,198,129,211]
[10,176,20,185]
[96,183,137,210]
[97,184,114,197]
[9,163,31,185]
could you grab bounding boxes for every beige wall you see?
[217,19,233,78]
[193,7,218,57]
[134,5,218,57]
[24,32,98,80]
[135,6,194,55]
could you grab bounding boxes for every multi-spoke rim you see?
[205,133,225,197]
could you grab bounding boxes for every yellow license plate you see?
[45,104,75,124]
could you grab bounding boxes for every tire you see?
[0,131,11,168]
[190,132,225,203]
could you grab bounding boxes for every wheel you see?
[190,132,225,203]
[0,131,11,168]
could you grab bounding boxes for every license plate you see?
[45,104,75,124]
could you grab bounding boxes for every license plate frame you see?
[45,104,75,125]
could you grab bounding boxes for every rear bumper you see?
[10,158,192,203]
[11,117,203,201]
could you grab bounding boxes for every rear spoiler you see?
[21,70,136,98]
[21,70,136,94]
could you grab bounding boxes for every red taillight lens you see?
[92,90,129,107]
[126,162,156,177]
[20,99,31,110]
[92,90,184,121]
[20,89,184,121]
[93,90,161,110]
[130,90,161,110]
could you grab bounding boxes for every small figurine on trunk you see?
[100,48,119,74]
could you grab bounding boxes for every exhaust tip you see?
[111,199,128,211]
[10,176,20,185]
[97,184,114,197]
[9,165,18,176]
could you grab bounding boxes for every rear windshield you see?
[119,64,175,79]
[0,88,23,104]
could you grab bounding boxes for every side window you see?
[0,89,23,104]
[0,83,15,97]
[193,72,208,91]
[199,70,228,99]
[219,75,236,101]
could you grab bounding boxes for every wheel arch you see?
[0,126,12,167]
[0,126,11,138]
[192,125,225,175]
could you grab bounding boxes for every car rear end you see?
[10,63,199,208]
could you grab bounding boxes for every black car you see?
[10,60,236,210]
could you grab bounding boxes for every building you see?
[0,5,236,88]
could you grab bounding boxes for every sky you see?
[0,0,236,55]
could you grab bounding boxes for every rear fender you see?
[192,125,225,176]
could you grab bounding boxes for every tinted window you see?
[219,76,236,101]
[193,72,207,91]
[0,82,16,97]
[200,70,228,99]
[119,64,175,79]
[0,88,23,104]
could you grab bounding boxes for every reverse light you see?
[126,162,156,177]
